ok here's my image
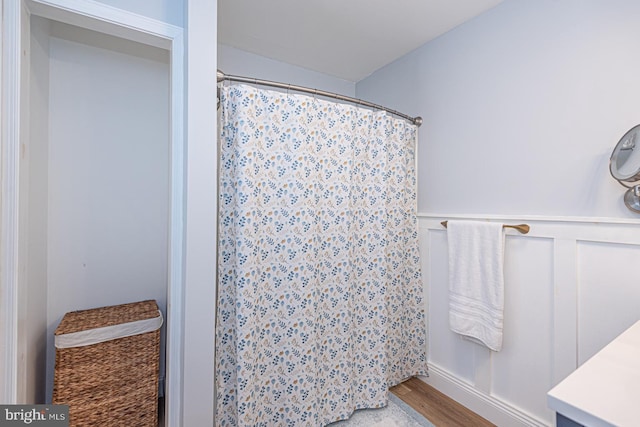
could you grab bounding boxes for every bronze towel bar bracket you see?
[440,220,530,234]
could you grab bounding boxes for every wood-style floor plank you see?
[390,377,495,427]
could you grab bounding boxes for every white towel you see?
[447,220,505,351]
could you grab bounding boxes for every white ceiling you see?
[218,0,505,82]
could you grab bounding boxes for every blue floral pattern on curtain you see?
[216,84,428,427]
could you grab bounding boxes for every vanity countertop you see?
[547,320,640,427]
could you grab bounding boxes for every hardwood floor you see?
[390,377,495,427]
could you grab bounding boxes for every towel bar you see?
[440,220,530,234]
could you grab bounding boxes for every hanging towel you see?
[447,220,505,351]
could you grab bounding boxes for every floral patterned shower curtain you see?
[216,84,428,427]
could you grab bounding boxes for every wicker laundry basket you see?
[53,300,163,427]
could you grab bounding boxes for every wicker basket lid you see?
[55,300,160,335]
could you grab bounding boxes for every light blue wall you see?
[93,0,184,26]
[218,44,356,97]
[39,21,170,403]
[357,0,640,218]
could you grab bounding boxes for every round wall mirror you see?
[610,124,640,213]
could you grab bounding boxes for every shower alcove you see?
[4,1,186,423]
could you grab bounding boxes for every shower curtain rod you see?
[217,70,423,127]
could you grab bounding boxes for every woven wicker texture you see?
[53,300,160,427]
[55,300,160,334]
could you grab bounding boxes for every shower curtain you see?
[216,84,428,427]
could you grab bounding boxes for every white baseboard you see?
[421,365,550,427]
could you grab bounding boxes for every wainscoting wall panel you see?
[577,241,640,365]
[491,236,554,421]
[417,214,640,427]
